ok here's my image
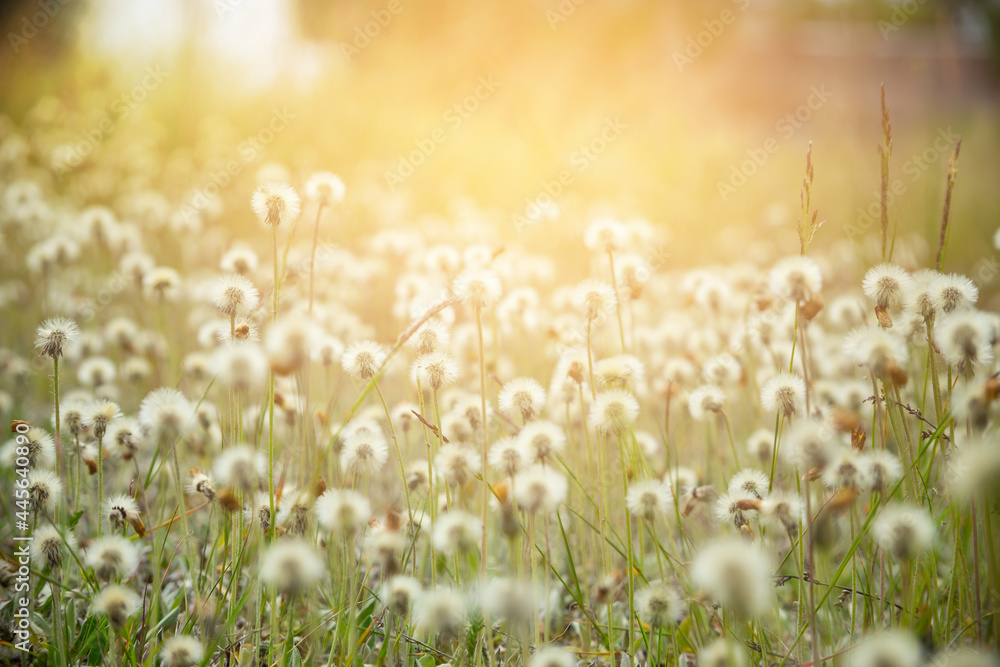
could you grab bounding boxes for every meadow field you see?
[1,1,999,665]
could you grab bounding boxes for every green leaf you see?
[66,509,85,530]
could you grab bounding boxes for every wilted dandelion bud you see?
[211,273,259,318]
[27,469,62,516]
[414,587,466,638]
[453,268,502,310]
[687,385,725,422]
[498,377,546,422]
[769,255,822,303]
[382,575,422,616]
[517,420,565,465]
[626,478,671,521]
[862,263,913,325]
[636,580,684,627]
[103,493,145,536]
[699,639,748,667]
[86,535,140,581]
[35,316,80,359]
[260,539,324,595]
[251,182,301,227]
[90,584,140,630]
[315,488,371,535]
[413,351,459,392]
[31,524,74,570]
[432,510,482,556]
[341,340,386,380]
[159,635,204,667]
[691,537,772,616]
[760,373,806,417]
[572,279,616,321]
[848,631,922,667]
[589,389,639,434]
[932,273,978,315]
[514,464,568,514]
[304,171,345,206]
[872,504,935,559]
[934,310,996,375]
[529,645,577,667]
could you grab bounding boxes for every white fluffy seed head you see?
[211,273,259,318]
[514,464,568,515]
[304,171,345,205]
[453,268,502,310]
[260,539,324,594]
[432,510,482,556]
[139,388,195,442]
[932,273,978,315]
[489,436,527,478]
[589,389,640,434]
[760,373,806,417]
[213,444,266,490]
[517,420,565,465]
[769,255,822,303]
[414,587,466,637]
[35,316,80,358]
[687,385,725,421]
[382,575,422,616]
[572,279,616,321]
[91,584,140,629]
[691,538,773,616]
[251,182,301,227]
[341,340,386,380]
[498,377,547,422]
[340,429,389,477]
[86,535,140,582]
[583,216,628,253]
[315,488,371,535]
[159,635,205,667]
[934,310,996,375]
[862,263,913,312]
[635,580,684,627]
[848,631,922,667]
[434,443,481,488]
[872,504,935,560]
[626,479,671,521]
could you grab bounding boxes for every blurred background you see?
[0,0,997,274]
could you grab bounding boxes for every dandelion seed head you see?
[626,478,671,520]
[453,268,502,310]
[848,631,922,667]
[862,263,913,312]
[31,524,74,570]
[414,587,466,637]
[409,318,450,355]
[340,428,389,477]
[872,504,935,560]
[514,464,568,514]
[589,389,640,434]
[529,646,577,667]
[822,447,871,491]
[304,171,345,206]
[159,635,205,667]
[432,509,482,556]
[382,575,422,616]
[935,310,995,375]
[636,580,684,627]
[699,639,748,667]
[498,377,547,422]
[260,539,324,594]
[341,340,386,380]
[932,273,978,315]
[86,535,140,581]
[434,443,480,488]
[583,216,628,253]
[211,273,259,318]
[844,326,909,380]
[412,351,459,392]
[103,493,141,533]
[572,278,616,321]
[35,316,80,358]
[251,182,301,227]
[91,584,140,629]
[213,444,266,490]
[687,384,725,421]
[139,388,195,442]
[760,373,806,417]
[27,469,62,515]
[517,419,565,465]
[692,538,772,616]
[315,488,371,535]
[769,255,822,302]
